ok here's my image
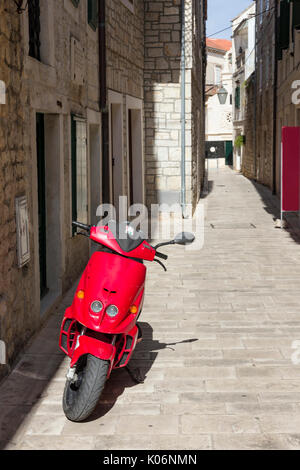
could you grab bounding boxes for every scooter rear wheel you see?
[63,354,109,422]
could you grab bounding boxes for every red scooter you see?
[59,220,195,422]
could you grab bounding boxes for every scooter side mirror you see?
[174,232,195,246]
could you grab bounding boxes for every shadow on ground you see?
[201,180,214,199]
[0,318,198,443]
[0,310,66,450]
[87,322,198,421]
[249,179,300,244]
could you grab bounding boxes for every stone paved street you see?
[2,167,300,450]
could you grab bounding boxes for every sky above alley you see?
[207,0,255,39]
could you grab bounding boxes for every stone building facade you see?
[0,2,33,379]
[276,0,300,195]
[241,72,256,180]
[0,0,102,379]
[105,0,145,213]
[251,0,300,196]
[232,2,256,173]
[254,0,276,190]
[205,39,233,169]
[0,0,207,379]
[144,0,207,214]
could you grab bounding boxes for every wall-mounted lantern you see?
[217,85,228,105]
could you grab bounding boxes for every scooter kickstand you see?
[125,365,145,384]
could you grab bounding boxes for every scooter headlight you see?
[106,305,119,318]
[90,301,103,313]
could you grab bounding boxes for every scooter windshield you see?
[90,220,153,260]
[112,221,146,253]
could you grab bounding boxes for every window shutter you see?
[279,0,291,50]
[28,0,41,60]
[71,116,88,234]
[235,86,240,109]
[292,0,300,30]
[88,0,98,30]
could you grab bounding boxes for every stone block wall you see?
[0,0,103,380]
[106,0,145,202]
[242,76,256,180]
[255,0,276,190]
[106,0,144,99]
[0,3,36,380]
[144,0,206,212]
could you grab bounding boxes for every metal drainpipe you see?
[181,0,186,219]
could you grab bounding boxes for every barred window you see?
[28,0,41,60]
[88,0,98,30]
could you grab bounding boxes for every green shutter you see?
[88,0,98,30]
[279,0,291,50]
[235,87,240,109]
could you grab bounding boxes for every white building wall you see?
[206,48,233,169]
[232,2,256,171]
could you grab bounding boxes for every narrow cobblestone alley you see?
[2,167,300,450]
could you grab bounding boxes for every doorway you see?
[89,123,101,226]
[225,141,233,166]
[127,103,143,206]
[36,113,63,305]
[111,103,123,217]
[36,113,47,298]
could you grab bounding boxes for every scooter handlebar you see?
[155,251,168,261]
[72,221,91,232]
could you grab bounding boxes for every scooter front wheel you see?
[63,354,109,422]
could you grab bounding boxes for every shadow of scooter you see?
[86,322,198,421]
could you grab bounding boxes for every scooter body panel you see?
[59,251,146,371]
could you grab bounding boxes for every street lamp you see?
[217,85,228,105]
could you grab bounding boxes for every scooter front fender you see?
[70,335,116,369]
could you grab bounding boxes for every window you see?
[215,65,222,85]
[293,0,300,41]
[279,0,291,51]
[71,116,88,231]
[71,0,80,6]
[88,0,98,30]
[28,0,41,60]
